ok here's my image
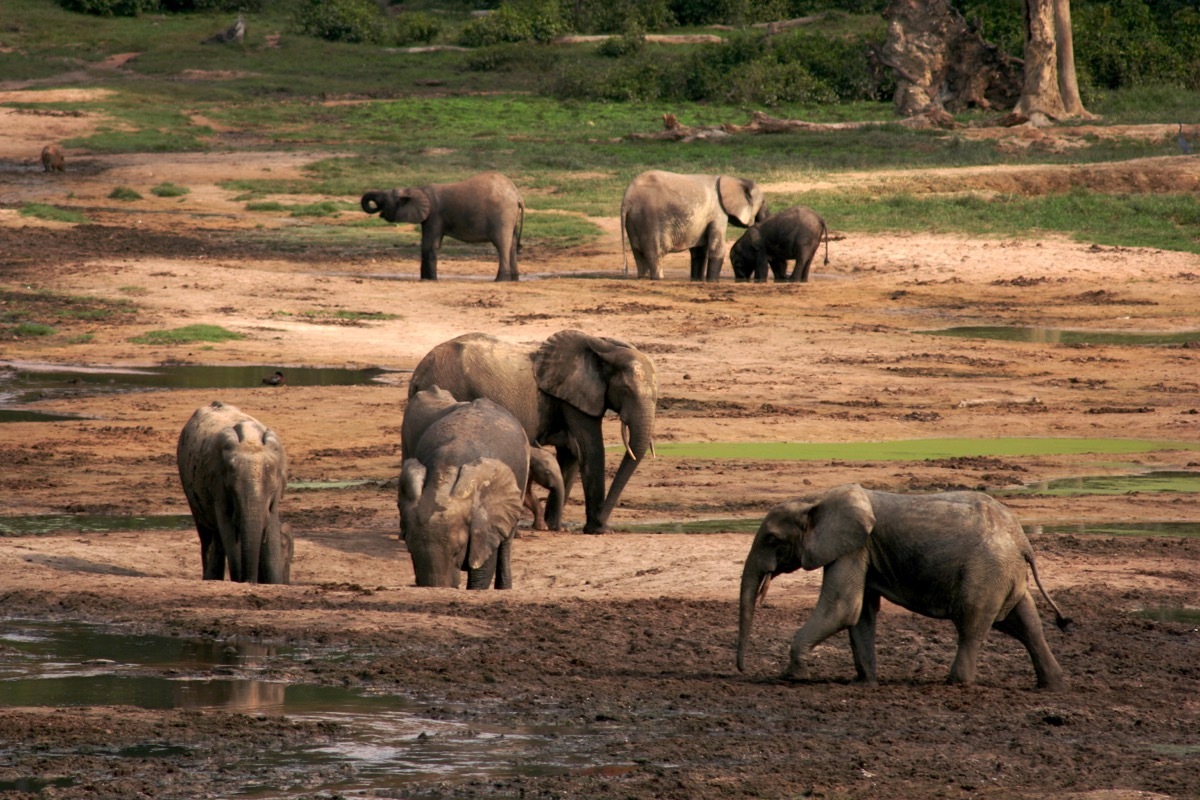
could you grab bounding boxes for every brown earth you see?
[0,94,1198,799]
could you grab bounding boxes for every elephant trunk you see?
[467,549,498,590]
[737,560,770,672]
[233,484,268,584]
[598,399,655,527]
[360,191,385,215]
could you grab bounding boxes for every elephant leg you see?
[198,523,225,580]
[948,600,1002,685]
[769,257,788,281]
[630,247,653,280]
[494,235,519,282]
[793,248,816,283]
[523,484,546,530]
[562,406,607,534]
[554,445,580,529]
[848,589,881,684]
[494,537,513,589]
[784,551,868,680]
[704,226,725,281]
[467,548,498,590]
[993,593,1066,690]
[419,227,441,280]
[689,246,707,281]
[755,255,770,283]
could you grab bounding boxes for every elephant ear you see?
[393,188,432,224]
[717,176,759,228]
[800,484,875,570]
[533,330,609,417]
[399,459,428,508]
[450,458,522,571]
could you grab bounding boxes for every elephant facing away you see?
[409,330,658,534]
[177,401,291,584]
[738,485,1069,690]
[360,171,524,281]
[729,205,829,283]
[400,392,530,589]
[402,386,566,532]
[621,170,768,281]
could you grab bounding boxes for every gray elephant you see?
[620,170,768,281]
[729,205,828,283]
[409,330,658,534]
[360,171,524,281]
[738,485,1069,689]
[402,386,566,531]
[400,392,530,589]
[177,401,291,584]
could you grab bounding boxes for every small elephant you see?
[738,485,1069,689]
[41,144,65,173]
[409,330,658,534]
[621,170,768,281]
[360,171,524,281]
[177,401,291,584]
[400,392,531,589]
[729,205,828,283]
[402,386,566,532]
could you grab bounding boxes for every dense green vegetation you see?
[3,0,1199,254]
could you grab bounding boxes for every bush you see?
[770,30,887,101]
[159,0,261,11]
[466,43,560,72]
[723,60,835,105]
[388,12,442,45]
[459,0,564,47]
[56,0,159,16]
[566,0,673,34]
[109,186,143,201]
[151,182,190,197]
[293,0,386,44]
[597,31,645,59]
[670,0,788,26]
[550,55,682,102]
[1075,0,1186,90]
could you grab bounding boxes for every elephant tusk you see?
[650,439,656,459]
[621,420,637,462]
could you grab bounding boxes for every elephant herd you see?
[176,324,1070,689]
[359,170,829,284]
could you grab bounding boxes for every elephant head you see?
[737,485,874,671]
[399,457,524,589]
[361,188,432,225]
[533,329,658,532]
[401,386,463,459]
[717,176,769,229]
[218,420,290,584]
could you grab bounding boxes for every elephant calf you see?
[729,205,828,283]
[400,389,534,589]
[738,485,1069,690]
[177,401,291,584]
[360,171,524,281]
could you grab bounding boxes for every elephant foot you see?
[780,662,809,683]
[581,522,611,535]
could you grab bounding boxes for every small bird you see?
[1178,123,1192,155]
[203,14,245,45]
[261,370,285,386]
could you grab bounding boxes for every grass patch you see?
[9,323,57,337]
[108,186,143,201]
[18,203,87,224]
[245,200,352,217]
[118,286,149,296]
[0,288,137,340]
[129,324,244,345]
[287,310,401,324]
[150,182,190,197]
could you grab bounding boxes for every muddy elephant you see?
[360,171,524,281]
[400,392,530,589]
[409,330,658,534]
[177,401,291,584]
[41,144,64,173]
[620,170,768,281]
[738,485,1069,689]
[402,386,566,532]
[729,205,828,283]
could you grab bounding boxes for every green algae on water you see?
[920,326,1200,346]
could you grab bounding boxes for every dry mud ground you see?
[0,102,1199,799]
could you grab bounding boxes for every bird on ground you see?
[203,15,245,45]
[262,370,285,386]
[1178,123,1192,155]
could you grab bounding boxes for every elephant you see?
[177,401,291,584]
[729,205,829,283]
[400,391,531,589]
[738,485,1069,690]
[620,170,768,281]
[41,144,64,173]
[402,386,566,531]
[408,329,658,534]
[360,171,524,281]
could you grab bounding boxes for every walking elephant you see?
[402,386,566,532]
[360,171,524,281]
[400,391,530,589]
[729,205,828,283]
[620,170,768,281]
[177,401,291,584]
[738,485,1069,689]
[408,330,658,534]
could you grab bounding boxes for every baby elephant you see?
[400,390,534,589]
[360,171,524,281]
[729,205,828,283]
[177,401,291,584]
[41,144,65,173]
[738,485,1069,690]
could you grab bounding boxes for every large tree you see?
[1014,0,1092,120]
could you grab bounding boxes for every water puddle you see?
[1003,471,1200,496]
[618,518,1200,537]
[1134,607,1200,625]
[0,620,622,792]
[0,362,406,421]
[644,438,1199,461]
[920,326,1200,346]
[0,514,195,535]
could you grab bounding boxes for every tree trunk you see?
[1053,0,1092,118]
[1015,0,1068,121]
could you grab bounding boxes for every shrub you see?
[56,0,159,16]
[597,31,646,59]
[550,55,682,102]
[723,60,836,106]
[151,182,190,197]
[387,12,442,45]
[459,0,564,47]
[669,0,788,26]
[466,43,560,72]
[159,0,262,10]
[293,0,386,44]
[566,0,673,34]
[770,30,887,101]
[109,187,143,201]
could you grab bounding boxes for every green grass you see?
[18,203,87,223]
[0,289,137,339]
[150,182,190,197]
[129,324,244,345]
[9,322,57,337]
[288,310,401,323]
[108,186,143,201]
[245,200,352,217]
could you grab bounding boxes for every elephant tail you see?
[1026,550,1072,631]
[620,200,629,277]
[821,219,829,266]
[516,198,525,253]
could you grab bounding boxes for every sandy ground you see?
[0,91,1198,798]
